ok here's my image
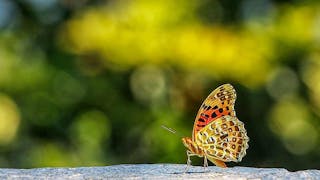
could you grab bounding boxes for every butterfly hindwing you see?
[192,84,237,140]
[195,115,249,162]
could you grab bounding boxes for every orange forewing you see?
[192,84,236,141]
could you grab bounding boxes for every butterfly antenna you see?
[161,125,183,138]
[161,125,177,134]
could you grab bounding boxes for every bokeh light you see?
[70,110,110,165]
[268,97,317,155]
[301,54,320,113]
[0,94,20,144]
[267,67,299,100]
[59,0,274,86]
[130,65,166,106]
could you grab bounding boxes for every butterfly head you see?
[182,137,200,154]
[182,137,192,147]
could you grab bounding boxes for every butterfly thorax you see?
[182,137,205,157]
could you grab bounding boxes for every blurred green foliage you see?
[0,0,320,171]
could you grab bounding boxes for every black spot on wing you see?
[220,134,228,139]
[197,124,206,127]
[199,118,205,122]
[202,105,207,109]
[211,112,217,118]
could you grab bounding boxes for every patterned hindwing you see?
[192,84,237,141]
[195,115,249,162]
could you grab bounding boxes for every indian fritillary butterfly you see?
[182,84,249,168]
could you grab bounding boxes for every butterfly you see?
[182,84,249,168]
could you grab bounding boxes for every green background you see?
[0,0,320,171]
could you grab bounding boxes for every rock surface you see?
[0,164,319,179]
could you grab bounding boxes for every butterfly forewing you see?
[192,84,237,141]
[195,115,249,162]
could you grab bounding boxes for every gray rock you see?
[0,164,318,179]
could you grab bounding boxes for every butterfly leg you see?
[204,156,208,167]
[203,156,209,172]
[184,150,193,173]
